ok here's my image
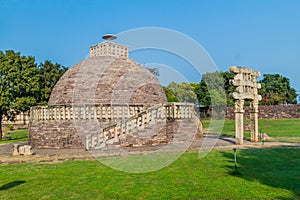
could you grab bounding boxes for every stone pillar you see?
[235,99,244,145]
[250,99,259,142]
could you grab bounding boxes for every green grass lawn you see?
[0,130,28,144]
[203,118,300,142]
[0,147,299,199]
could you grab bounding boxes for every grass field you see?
[0,130,28,144]
[203,118,300,143]
[0,147,299,199]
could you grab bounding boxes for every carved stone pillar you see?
[235,99,244,145]
[249,99,259,142]
[230,66,261,145]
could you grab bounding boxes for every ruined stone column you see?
[235,99,245,145]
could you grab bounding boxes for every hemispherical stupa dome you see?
[48,55,167,106]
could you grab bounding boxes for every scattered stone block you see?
[12,144,33,156]
[12,144,20,156]
[18,146,25,155]
[24,145,33,155]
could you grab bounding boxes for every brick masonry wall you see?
[28,117,202,149]
[28,119,185,149]
[29,120,84,149]
[226,104,300,119]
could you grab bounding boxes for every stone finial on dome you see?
[102,34,117,41]
[89,34,128,58]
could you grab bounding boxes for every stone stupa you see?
[29,34,202,150]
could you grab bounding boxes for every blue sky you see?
[0,0,299,95]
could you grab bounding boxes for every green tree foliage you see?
[167,82,197,103]
[163,71,297,107]
[37,60,67,105]
[196,72,228,107]
[220,71,235,106]
[162,86,179,102]
[0,50,39,139]
[259,74,298,105]
[196,79,210,106]
[0,51,67,139]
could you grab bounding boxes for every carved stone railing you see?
[85,103,195,150]
[30,102,196,150]
[30,104,144,122]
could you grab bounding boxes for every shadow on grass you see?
[220,147,300,198]
[0,181,26,190]
[218,136,235,144]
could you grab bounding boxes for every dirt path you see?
[0,135,299,165]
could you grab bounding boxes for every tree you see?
[171,71,298,107]
[220,71,235,106]
[196,72,227,107]
[0,50,39,139]
[163,86,179,102]
[259,74,298,105]
[37,60,67,105]
[167,82,197,103]
[196,79,210,106]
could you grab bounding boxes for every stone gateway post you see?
[229,66,262,144]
